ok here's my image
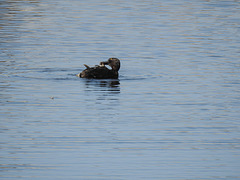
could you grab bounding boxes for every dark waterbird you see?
[77,58,120,79]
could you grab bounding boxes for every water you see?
[1,0,240,179]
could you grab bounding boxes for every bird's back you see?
[79,66,118,79]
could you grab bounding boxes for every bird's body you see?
[77,58,120,79]
[78,65,118,79]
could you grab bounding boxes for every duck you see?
[77,58,120,79]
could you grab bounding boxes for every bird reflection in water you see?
[83,79,120,94]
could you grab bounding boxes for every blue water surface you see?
[1,0,240,179]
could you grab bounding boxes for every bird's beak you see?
[100,61,109,66]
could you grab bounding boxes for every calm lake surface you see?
[1,0,240,179]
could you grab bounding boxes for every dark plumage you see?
[77,58,120,79]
